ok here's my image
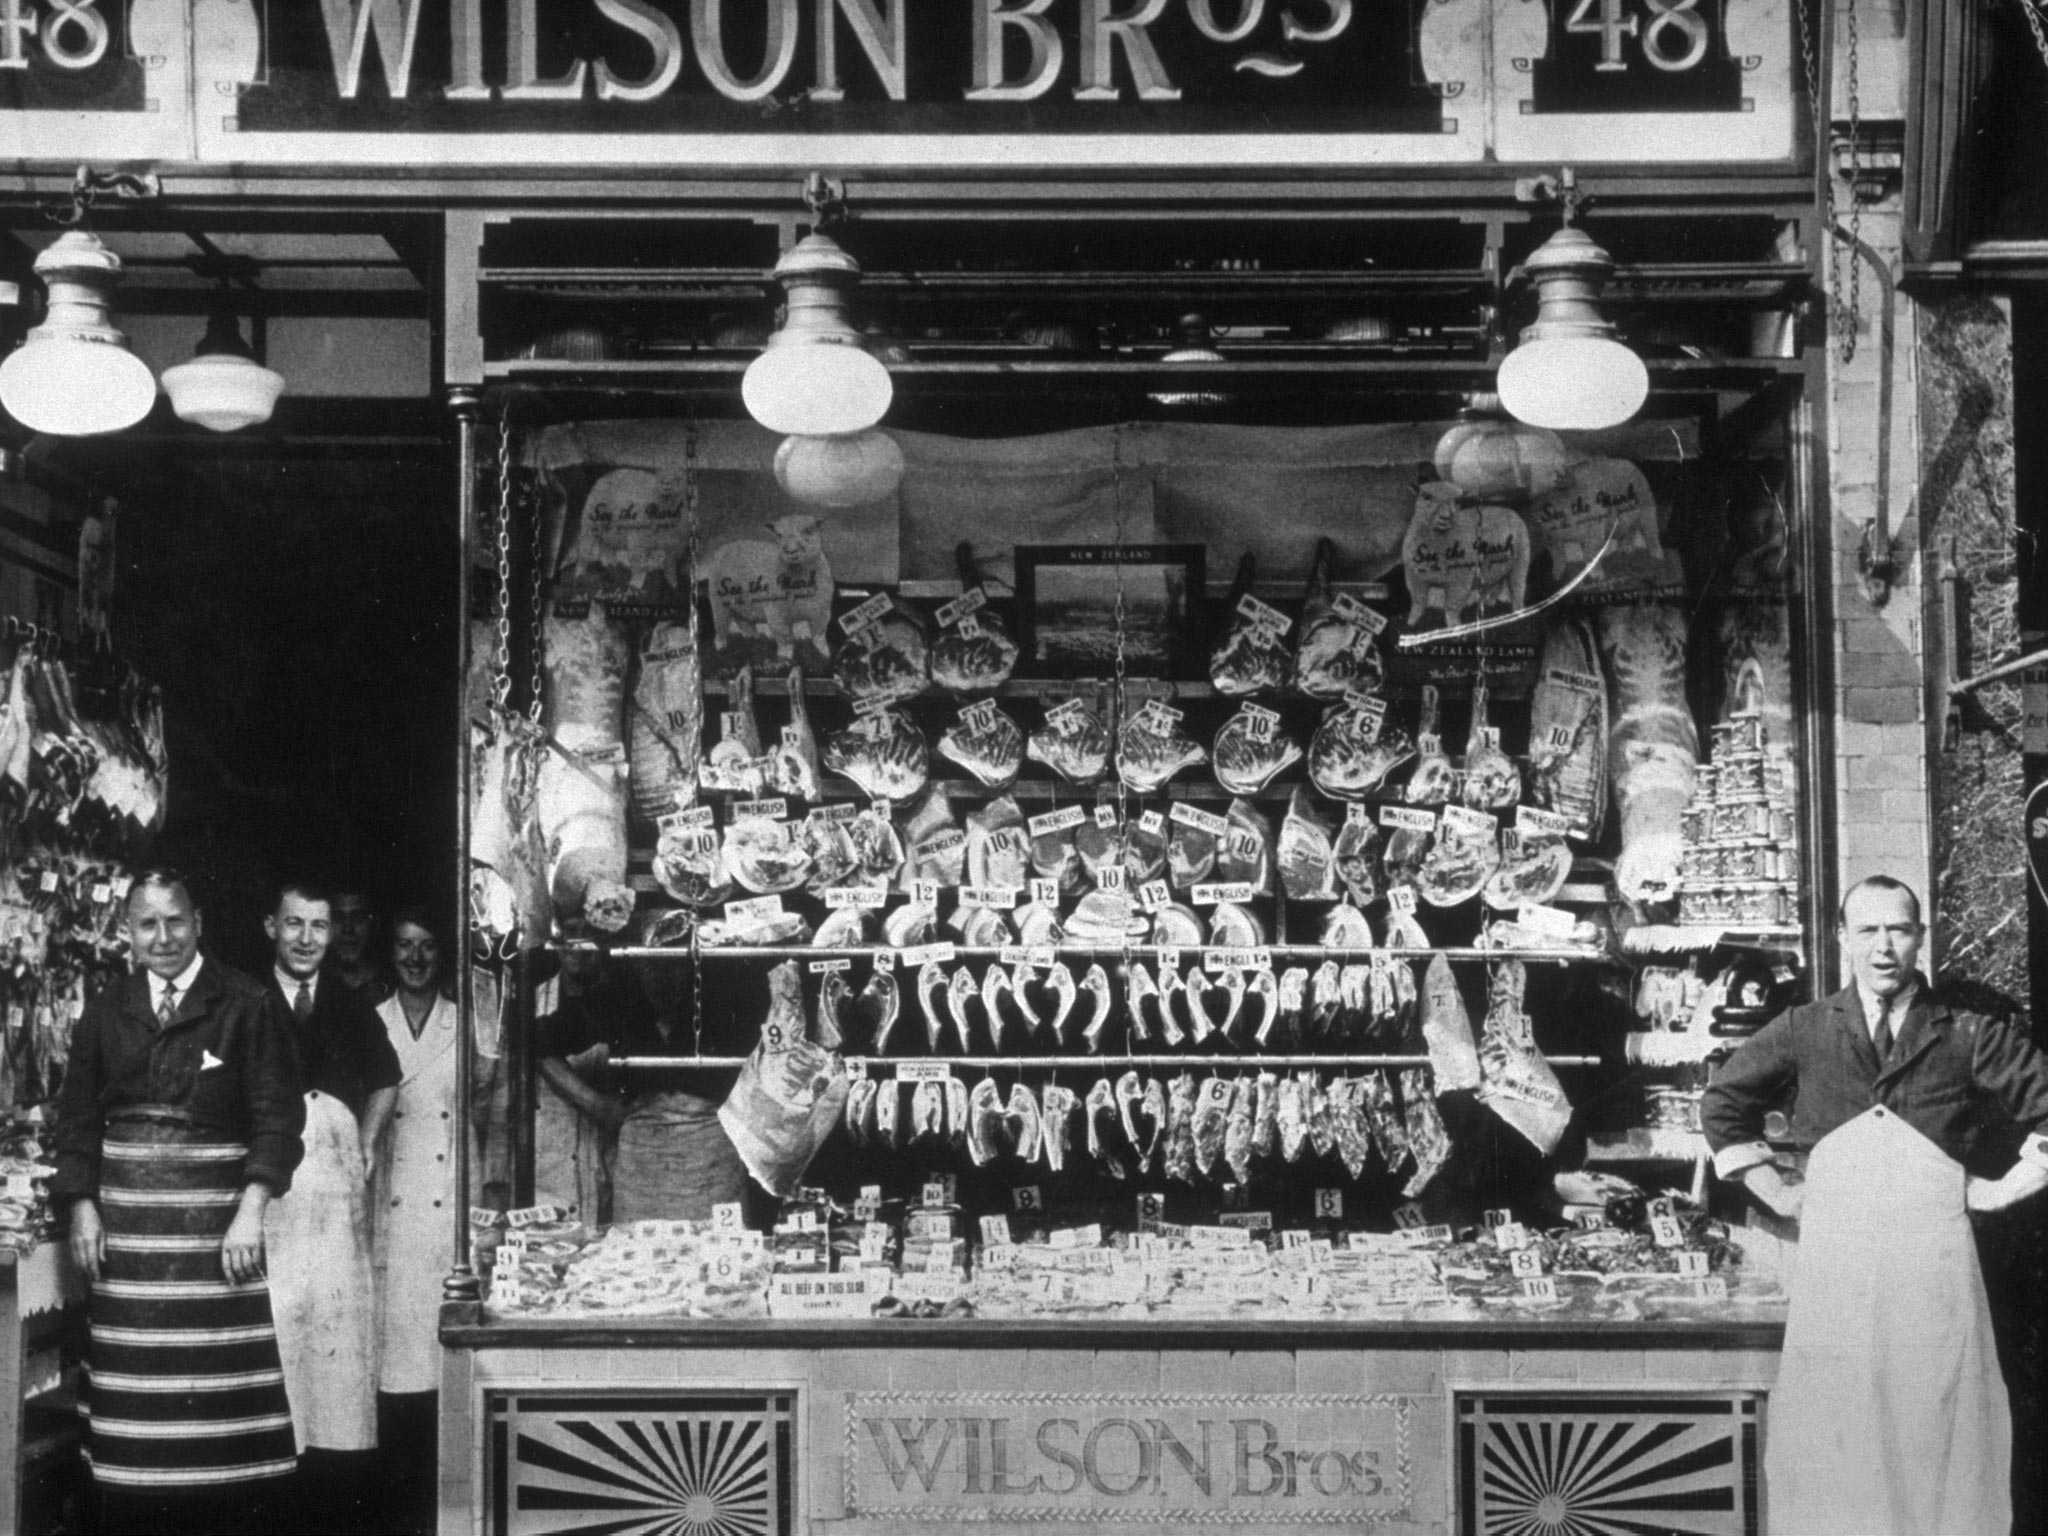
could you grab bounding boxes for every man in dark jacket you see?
[53,868,305,1536]
[1701,875,2048,1535]
[328,884,390,1001]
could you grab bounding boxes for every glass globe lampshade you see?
[161,311,285,432]
[1433,395,1567,501]
[774,429,904,507]
[1496,225,1649,433]
[0,229,157,436]
[741,231,892,438]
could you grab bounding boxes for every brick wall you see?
[1827,199,1931,939]
[1824,0,1935,970]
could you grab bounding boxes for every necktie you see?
[156,984,178,1026]
[294,981,314,1022]
[1873,998,1894,1062]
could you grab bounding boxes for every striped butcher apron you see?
[80,1111,297,1490]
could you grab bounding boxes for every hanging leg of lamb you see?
[1596,602,1698,905]
[1418,953,1482,1092]
[769,664,822,801]
[1475,960,1573,1155]
[539,604,634,932]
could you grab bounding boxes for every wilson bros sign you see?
[242,0,1449,134]
[0,0,1781,165]
[845,1395,1414,1521]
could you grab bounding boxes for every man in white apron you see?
[261,881,401,1534]
[1701,875,2048,1536]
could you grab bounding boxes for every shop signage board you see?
[0,0,1793,168]
[1491,0,1795,163]
[843,1391,1413,1522]
[0,0,195,161]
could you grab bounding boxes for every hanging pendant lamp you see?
[742,229,894,438]
[0,228,157,437]
[1496,170,1648,433]
[774,429,904,507]
[1433,393,1567,502]
[161,308,285,432]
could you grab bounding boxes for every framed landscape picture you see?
[1014,544,1206,680]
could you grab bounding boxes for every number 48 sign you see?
[1525,0,1749,121]
[0,1,116,72]
[1564,0,1711,74]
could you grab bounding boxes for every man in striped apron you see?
[51,869,306,1536]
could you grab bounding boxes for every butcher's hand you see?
[1740,1163,1805,1221]
[222,1185,273,1284]
[1967,1162,2048,1213]
[68,1199,106,1282]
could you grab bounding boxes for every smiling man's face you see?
[1840,884,1923,1000]
[127,883,201,982]
[266,893,332,983]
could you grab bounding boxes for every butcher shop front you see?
[0,1,1986,1533]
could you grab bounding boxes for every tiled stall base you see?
[441,1324,1780,1536]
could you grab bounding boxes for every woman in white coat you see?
[370,906,468,1535]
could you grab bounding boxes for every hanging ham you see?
[1527,620,1607,840]
[931,543,1020,694]
[1278,787,1338,901]
[1293,538,1387,699]
[1028,693,1112,787]
[1462,674,1520,811]
[1209,552,1292,696]
[1117,701,1206,793]
[938,699,1026,791]
[823,708,930,801]
[1212,703,1303,795]
[1308,702,1415,801]
[627,620,701,832]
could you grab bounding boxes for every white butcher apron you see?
[1764,1105,2009,1536]
[263,1089,378,1450]
[372,994,462,1395]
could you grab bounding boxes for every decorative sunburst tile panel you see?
[486,1391,795,1536]
[1456,1391,1760,1536]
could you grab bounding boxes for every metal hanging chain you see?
[2019,0,2048,70]
[525,425,547,730]
[491,415,516,716]
[683,418,706,1058]
[1109,420,1138,1005]
[1795,0,1858,365]
[1841,0,1861,363]
[684,420,703,657]
[1111,421,1130,808]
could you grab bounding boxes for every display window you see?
[456,196,1823,1330]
